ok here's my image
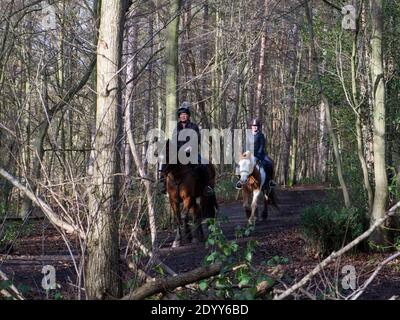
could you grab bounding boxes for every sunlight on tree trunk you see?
[369,0,389,247]
[165,0,182,140]
[86,0,126,299]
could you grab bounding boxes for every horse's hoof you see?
[196,236,206,243]
[172,240,182,248]
[262,211,268,219]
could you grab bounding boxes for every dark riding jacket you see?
[246,131,267,160]
[173,121,201,151]
[246,131,273,179]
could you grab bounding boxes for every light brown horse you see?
[237,151,277,224]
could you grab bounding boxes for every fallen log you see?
[122,262,222,300]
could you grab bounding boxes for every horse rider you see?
[159,102,214,196]
[236,118,275,190]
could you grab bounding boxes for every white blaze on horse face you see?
[239,157,253,183]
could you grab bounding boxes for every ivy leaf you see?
[198,280,208,291]
[244,251,253,263]
[216,278,226,289]
[223,245,232,256]
[231,243,239,252]
[207,238,216,246]
[206,251,218,263]
[238,273,251,288]
[154,264,165,276]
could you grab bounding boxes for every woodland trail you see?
[158,185,330,273]
[3,186,398,300]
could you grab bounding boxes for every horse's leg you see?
[206,165,219,216]
[181,196,193,244]
[262,190,269,221]
[191,200,204,243]
[170,199,183,248]
[211,193,219,216]
[249,189,262,224]
[242,189,251,220]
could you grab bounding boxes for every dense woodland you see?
[0,0,399,300]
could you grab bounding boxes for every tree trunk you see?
[254,0,269,121]
[282,23,299,185]
[369,0,389,246]
[86,0,126,299]
[165,0,182,139]
[288,35,303,187]
[19,73,50,219]
[350,4,374,213]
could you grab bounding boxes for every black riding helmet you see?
[177,102,191,117]
[250,118,261,127]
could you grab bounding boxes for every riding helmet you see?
[250,118,261,127]
[177,102,191,117]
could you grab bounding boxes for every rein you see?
[240,160,261,186]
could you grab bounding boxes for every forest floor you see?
[1,185,399,300]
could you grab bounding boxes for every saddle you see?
[192,164,214,197]
[255,159,275,192]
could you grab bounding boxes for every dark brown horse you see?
[163,141,219,247]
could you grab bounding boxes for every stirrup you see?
[204,186,214,197]
[269,180,277,189]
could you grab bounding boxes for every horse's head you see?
[237,151,256,184]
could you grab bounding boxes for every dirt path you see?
[158,186,329,273]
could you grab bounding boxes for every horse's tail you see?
[268,188,279,210]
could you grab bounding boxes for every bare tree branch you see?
[321,0,342,12]
[0,268,24,300]
[348,251,400,300]
[0,167,85,239]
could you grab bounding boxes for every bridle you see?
[238,159,262,186]
[238,159,254,185]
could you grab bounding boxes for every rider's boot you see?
[203,185,214,197]
[160,177,167,194]
[159,165,167,194]
[199,164,215,197]
[263,179,277,192]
